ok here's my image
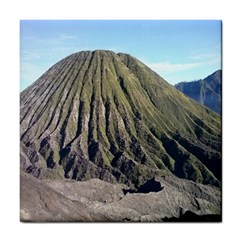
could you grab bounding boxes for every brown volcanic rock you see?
[20,173,91,222]
[20,171,221,222]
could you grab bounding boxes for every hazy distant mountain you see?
[175,70,222,114]
[20,50,221,221]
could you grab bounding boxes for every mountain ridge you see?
[20,50,221,189]
[175,70,222,114]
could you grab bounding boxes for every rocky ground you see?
[20,172,221,222]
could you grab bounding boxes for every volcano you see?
[20,50,221,221]
[20,50,221,188]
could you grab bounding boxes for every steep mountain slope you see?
[20,50,221,190]
[175,70,222,114]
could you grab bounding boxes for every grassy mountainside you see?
[20,50,221,189]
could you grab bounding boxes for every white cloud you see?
[189,53,217,60]
[21,50,42,61]
[146,61,203,73]
[58,34,77,40]
[145,51,221,75]
[22,34,78,49]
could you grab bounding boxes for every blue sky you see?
[20,20,221,91]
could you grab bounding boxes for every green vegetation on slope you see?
[20,50,221,188]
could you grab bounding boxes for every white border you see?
[1,0,240,239]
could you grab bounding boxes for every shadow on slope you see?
[123,177,164,194]
[162,210,221,222]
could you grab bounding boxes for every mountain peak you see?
[20,51,221,189]
[175,70,222,114]
[67,50,127,59]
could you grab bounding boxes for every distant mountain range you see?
[175,70,222,114]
